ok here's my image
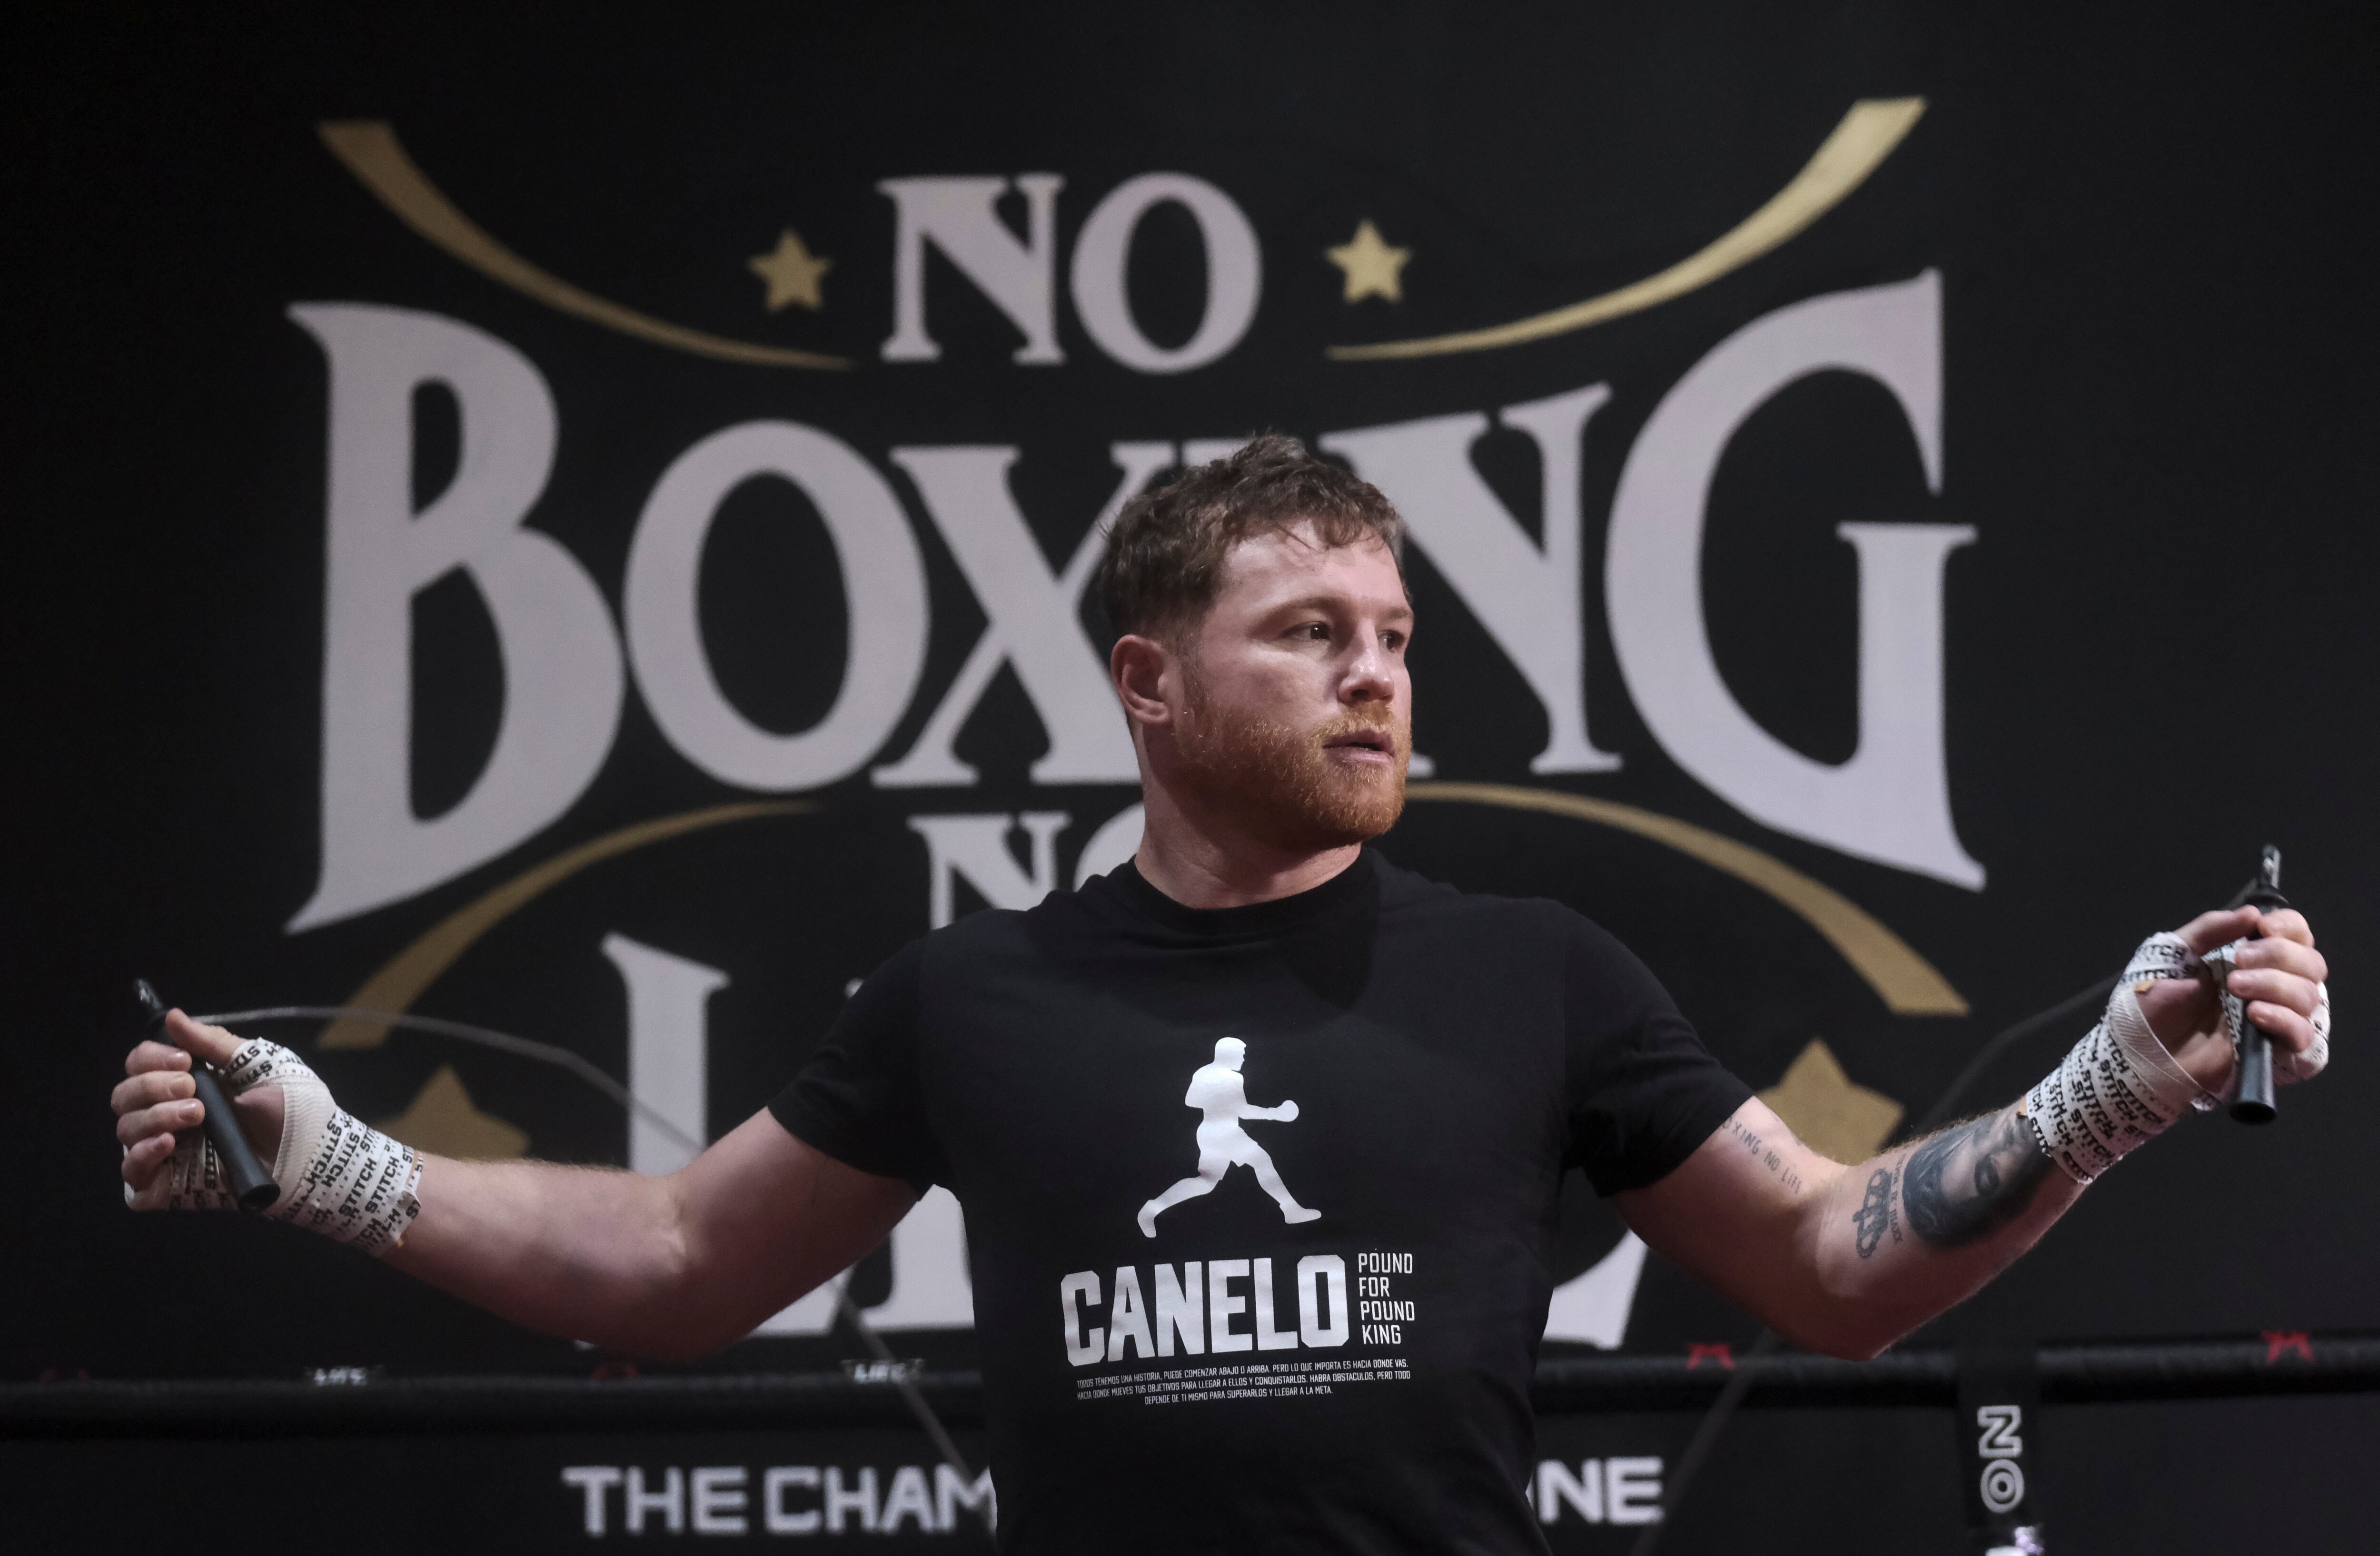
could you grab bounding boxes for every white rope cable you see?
[197,1006,705,1155]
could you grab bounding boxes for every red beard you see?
[1175,674,1411,852]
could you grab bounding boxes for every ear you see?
[1110,633,1177,731]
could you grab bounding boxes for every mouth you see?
[1322,728,1399,763]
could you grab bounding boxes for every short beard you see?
[1174,666,1410,852]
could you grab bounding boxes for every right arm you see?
[116,1012,916,1360]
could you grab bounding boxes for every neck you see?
[1131,778,1363,910]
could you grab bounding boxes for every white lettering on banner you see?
[764,1466,820,1535]
[289,313,1982,921]
[883,1466,936,1534]
[910,812,1071,928]
[692,1466,749,1536]
[1542,1230,1649,1350]
[755,1185,975,1337]
[572,1463,996,1537]
[606,925,974,1336]
[1533,1457,1665,1525]
[935,1464,998,1533]
[561,1466,622,1536]
[625,420,929,791]
[1606,1457,1665,1525]
[875,442,1173,786]
[626,1465,684,1534]
[880,175,1065,364]
[863,1183,976,1330]
[826,1467,878,1535]
[1537,1459,1601,1524]
[285,303,623,931]
[754,1271,852,1338]
[603,932,725,1177]
[1180,436,1252,467]
[1073,802,1145,887]
[1069,173,1263,374]
[1323,383,1624,775]
[1604,270,1984,888]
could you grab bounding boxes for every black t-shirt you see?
[771,848,1750,1555]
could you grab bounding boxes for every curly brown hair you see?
[1094,434,1407,643]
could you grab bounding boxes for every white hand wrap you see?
[126,1039,422,1255]
[2023,934,2213,1184]
[2023,931,2336,1183]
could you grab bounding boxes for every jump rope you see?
[134,849,2294,1542]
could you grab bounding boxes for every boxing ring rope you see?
[8,1336,2374,1436]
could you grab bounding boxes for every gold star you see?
[748,228,832,311]
[1325,219,1410,304]
[377,1064,529,1161]
[1758,1040,1904,1165]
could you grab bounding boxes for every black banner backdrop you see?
[7,4,2377,1550]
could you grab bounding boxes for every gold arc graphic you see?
[1408,782,1966,1016]
[317,122,851,372]
[1326,97,1926,362]
[317,801,814,1050]
[322,783,1959,1052]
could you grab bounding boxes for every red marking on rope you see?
[1686,1342,1735,1370]
[2263,1330,2312,1363]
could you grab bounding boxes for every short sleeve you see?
[1559,915,1753,1196]
[769,939,948,1194]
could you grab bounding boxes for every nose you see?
[1339,629,1398,706]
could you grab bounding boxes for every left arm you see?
[1618,1095,2078,1359]
[1616,905,2329,1359]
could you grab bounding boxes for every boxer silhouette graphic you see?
[1139,1038,1320,1237]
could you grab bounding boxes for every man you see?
[115,438,2331,1553]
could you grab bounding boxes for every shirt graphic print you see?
[1139,1037,1320,1237]
[772,848,1752,1555]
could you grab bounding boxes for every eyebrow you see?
[1269,593,1416,623]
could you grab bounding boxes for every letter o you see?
[1068,173,1261,374]
[625,421,928,790]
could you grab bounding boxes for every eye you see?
[1293,621,1331,642]
[1381,629,1408,653]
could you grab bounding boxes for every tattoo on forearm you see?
[1723,1115,1804,1196]
[1851,1166,1899,1258]
[1899,1109,2054,1249]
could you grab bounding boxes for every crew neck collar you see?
[1111,848,1378,938]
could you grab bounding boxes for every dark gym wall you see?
[6,5,2375,1549]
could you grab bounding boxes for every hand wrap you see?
[2023,934,2216,1184]
[2023,931,2334,1184]
[126,1039,422,1255]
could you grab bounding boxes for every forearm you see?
[387,1156,712,1357]
[1792,1103,2083,1357]
[1624,917,2331,1362]
[119,1027,914,1359]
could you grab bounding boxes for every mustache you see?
[1313,706,1410,753]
